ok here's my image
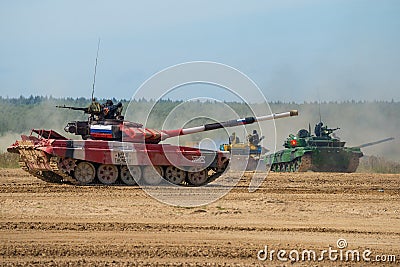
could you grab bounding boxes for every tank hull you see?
[265,147,363,173]
[229,155,264,171]
[8,131,230,186]
[219,142,267,171]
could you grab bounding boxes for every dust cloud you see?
[0,132,23,152]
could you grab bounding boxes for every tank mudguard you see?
[265,147,313,164]
[344,147,363,156]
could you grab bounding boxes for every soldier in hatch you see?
[229,132,240,144]
[102,99,123,120]
[248,129,264,146]
[315,122,323,137]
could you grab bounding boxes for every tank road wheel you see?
[283,163,288,172]
[288,162,293,172]
[270,164,277,172]
[142,166,164,185]
[280,164,285,172]
[276,164,282,172]
[164,166,186,185]
[290,161,297,172]
[74,162,96,185]
[58,158,76,174]
[269,164,274,172]
[273,164,279,172]
[187,167,208,186]
[120,166,141,185]
[286,163,292,172]
[97,164,119,185]
[293,159,300,172]
[282,163,287,172]
[273,164,278,172]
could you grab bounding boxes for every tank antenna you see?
[91,38,101,101]
[317,90,322,123]
[318,102,322,123]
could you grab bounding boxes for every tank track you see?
[20,155,228,187]
[18,160,63,184]
[49,157,80,185]
[268,153,361,173]
[268,153,312,172]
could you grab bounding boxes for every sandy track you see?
[1,169,399,266]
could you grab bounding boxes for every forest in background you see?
[0,96,399,172]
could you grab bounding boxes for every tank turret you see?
[57,99,125,140]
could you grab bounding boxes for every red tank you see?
[7,104,298,186]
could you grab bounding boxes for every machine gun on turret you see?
[321,126,340,137]
[56,105,94,137]
[314,121,340,137]
[56,105,89,113]
[56,100,103,118]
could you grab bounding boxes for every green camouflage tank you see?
[264,122,393,173]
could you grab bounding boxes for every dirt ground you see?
[0,169,399,266]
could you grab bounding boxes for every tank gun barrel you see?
[161,110,298,140]
[356,137,394,148]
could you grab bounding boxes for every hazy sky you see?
[1,0,399,102]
